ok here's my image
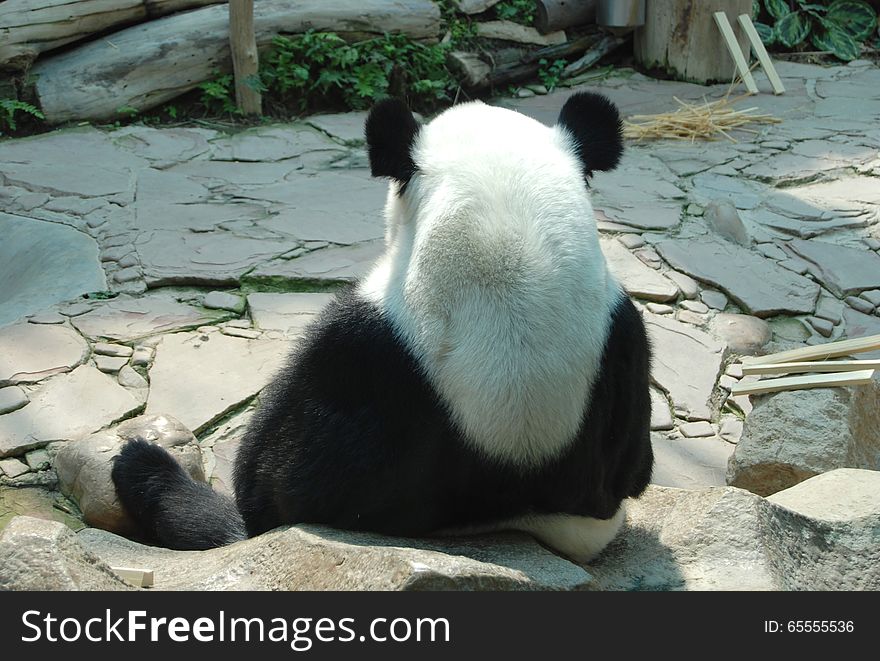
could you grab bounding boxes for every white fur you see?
[360,101,622,467]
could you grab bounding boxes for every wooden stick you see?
[229,0,262,116]
[741,359,880,376]
[730,369,876,396]
[737,14,785,95]
[741,334,880,365]
[111,566,155,588]
[713,11,758,94]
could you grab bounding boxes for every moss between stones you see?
[240,275,346,294]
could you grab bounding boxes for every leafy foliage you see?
[494,0,537,26]
[753,0,877,60]
[538,58,567,92]
[0,98,44,133]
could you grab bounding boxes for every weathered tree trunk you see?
[32,0,441,124]
[229,0,260,115]
[0,0,227,71]
[535,0,598,34]
[634,0,752,84]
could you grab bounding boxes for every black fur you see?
[557,91,624,176]
[111,438,246,549]
[365,98,420,187]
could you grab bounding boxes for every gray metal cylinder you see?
[597,0,646,27]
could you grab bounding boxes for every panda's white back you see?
[360,101,622,468]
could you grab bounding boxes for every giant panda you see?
[111,92,653,564]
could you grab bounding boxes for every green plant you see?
[494,0,536,26]
[198,73,239,115]
[0,98,44,133]
[753,0,877,61]
[538,58,567,91]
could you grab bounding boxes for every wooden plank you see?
[111,566,154,588]
[741,359,880,376]
[713,11,758,94]
[229,0,261,116]
[741,334,880,365]
[730,369,876,396]
[737,14,785,95]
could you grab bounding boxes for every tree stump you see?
[229,0,261,116]
[634,0,752,84]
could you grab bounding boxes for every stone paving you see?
[1,59,880,512]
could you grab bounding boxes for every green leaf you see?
[753,21,776,44]
[753,0,761,18]
[764,0,791,20]
[776,11,812,46]
[826,0,877,40]
[812,22,862,59]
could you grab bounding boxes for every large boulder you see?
[54,414,204,535]
[2,470,877,590]
[727,379,880,496]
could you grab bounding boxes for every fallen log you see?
[0,0,226,72]
[32,0,441,124]
[535,0,598,35]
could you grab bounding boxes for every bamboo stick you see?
[111,566,154,587]
[741,359,880,376]
[730,369,876,396]
[740,334,880,365]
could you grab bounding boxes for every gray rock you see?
[0,386,28,415]
[690,172,763,209]
[601,239,679,302]
[657,239,819,318]
[815,294,844,325]
[75,525,592,591]
[94,355,128,374]
[860,290,880,307]
[770,316,811,342]
[247,293,334,333]
[246,241,384,286]
[0,517,129,590]
[700,290,728,310]
[678,310,707,326]
[788,239,880,297]
[756,243,788,261]
[680,300,709,314]
[591,470,880,590]
[846,295,874,314]
[617,234,645,250]
[452,0,502,14]
[72,294,225,342]
[0,364,141,458]
[704,200,749,246]
[779,257,810,275]
[719,417,743,444]
[28,311,66,324]
[55,414,204,535]
[117,365,148,391]
[865,238,880,251]
[93,342,133,358]
[650,434,734,489]
[711,313,771,355]
[0,212,107,327]
[649,388,673,431]
[202,291,246,314]
[219,327,261,340]
[644,313,725,421]
[130,346,155,368]
[0,323,90,387]
[210,125,343,163]
[24,449,51,471]
[728,378,880,496]
[679,421,715,438]
[645,303,673,315]
[306,111,369,144]
[842,307,880,358]
[146,331,288,434]
[806,316,834,338]
[0,458,29,478]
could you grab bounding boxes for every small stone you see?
[94,355,128,374]
[711,313,771,355]
[130,346,155,368]
[701,290,728,310]
[719,418,743,444]
[220,327,261,340]
[725,363,744,378]
[845,296,874,314]
[719,375,738,391]
[646,303,674,315]
[807,316,834,338]
[225,319,251,329]
[728,394,753,417]
[117,365,148,390]
[815,295,844,325]
[0,386,29,415]
[686,203,704,216]
[100,246,129,262]
[516,88,535,98]
[679,421,715,438]
[860,290,880,307]
[865,238,880,251]
[60,302,94,317]
[24,448,52,471]
[650,388,673,431]
[681,300,709,314]
[117,253,139,269]
[635,247,662,266]
[0,457,30,478]
[618,234,645,250]
[678,310,707,326]
[93,342,133,358]
[27,312,66,325]
[779,257,809,275]
[203,291,246,314]
[705,200,750,246]
[112,267,141,283]
[665,271,700,299]
[757,243,788,261]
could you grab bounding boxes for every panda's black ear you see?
[365,98,420,186]
[556,92,623,176]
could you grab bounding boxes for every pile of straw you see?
[622,94,781,143]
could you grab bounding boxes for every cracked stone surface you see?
[1,61,879,555]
